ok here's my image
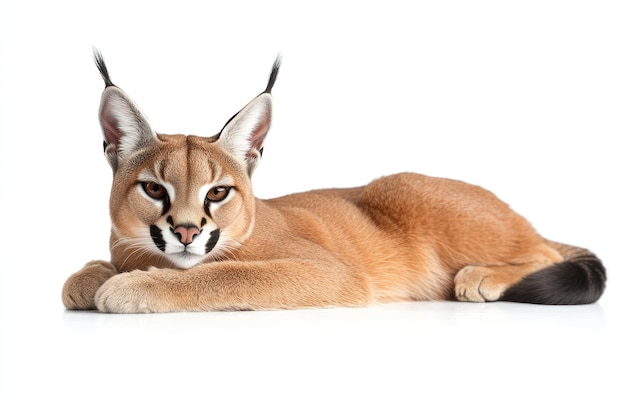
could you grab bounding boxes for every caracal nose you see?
[173,225,200,245]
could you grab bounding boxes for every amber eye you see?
[206,186,231,203]
[141,181,167,200]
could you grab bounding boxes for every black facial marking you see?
[166,215,174,226]
[201,218,207,227]
[203,202,212,219]
[162,195,171,216]
[150,225,166,252]
[205,229,220,254]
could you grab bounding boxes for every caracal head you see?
[93,50,280,270]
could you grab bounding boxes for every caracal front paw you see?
[454,265,509,302]
[62,260,118,310]
[95,269,175,313]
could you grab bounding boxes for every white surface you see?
[1,1,625,416]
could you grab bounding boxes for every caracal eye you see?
[206,186,230,203]
[141,181,167,200]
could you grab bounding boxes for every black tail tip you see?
[501,256,606,305]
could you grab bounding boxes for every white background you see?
[1,1,625,416]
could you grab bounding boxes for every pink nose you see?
[173,225,200,245]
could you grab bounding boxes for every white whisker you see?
[110,233,163,271]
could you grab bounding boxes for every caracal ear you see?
[218,93,272,176]
[94,50,157,171]
[218,55,281,176]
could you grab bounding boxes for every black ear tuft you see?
[264,54,281,94]
[93,47,115,88]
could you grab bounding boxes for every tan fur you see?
[62,134,565,312]
[61,54,599,312]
